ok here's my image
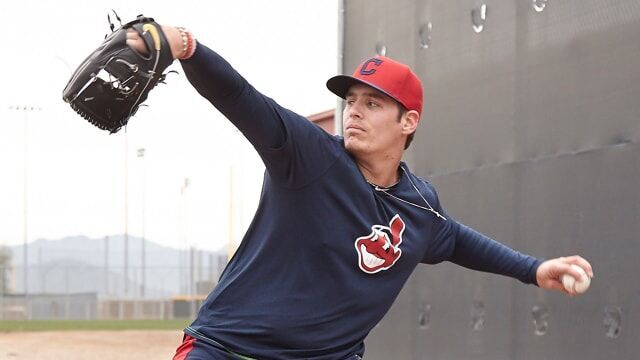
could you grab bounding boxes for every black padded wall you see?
[341,1,639,358]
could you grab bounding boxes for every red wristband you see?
[178,28,197,60]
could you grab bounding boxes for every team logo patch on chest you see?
[355,214,406,274]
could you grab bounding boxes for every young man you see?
[128,28,593,360]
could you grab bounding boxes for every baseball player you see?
[127,27,594,360]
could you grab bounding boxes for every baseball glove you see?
[62,14,174,133]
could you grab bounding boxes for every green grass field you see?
[0,319,191,332]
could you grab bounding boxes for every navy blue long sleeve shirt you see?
[180,44,542,360]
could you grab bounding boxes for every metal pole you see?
[180,177,194,316]
[142,153,146,298]
[38,247,42,293]
[181,178,190,295]
[124,133,129,296]
[23,108,29,319]
[189,246,194,317]
[228,167,234,260]
[209,253,214,282]
[1,262,4,320]
[9,105,40,320]
[335,0,346,135]
[104,236,109,297]
[65,267,70,320]
[196,249,201,292]
[0,271,3,320]
[137,148,146,298]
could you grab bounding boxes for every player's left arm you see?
[419,182,594,295]
[446,222,542,285]
[447,223,594,295]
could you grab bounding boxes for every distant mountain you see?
[4,235,228,298]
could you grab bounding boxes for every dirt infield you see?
[0,330,183,360]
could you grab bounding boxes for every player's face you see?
[343,84,405,157]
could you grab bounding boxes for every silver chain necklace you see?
[369,166,447,221]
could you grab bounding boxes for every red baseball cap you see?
[326,56,423,114]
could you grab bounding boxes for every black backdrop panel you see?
[341,0,640,358]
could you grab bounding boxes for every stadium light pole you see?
[104,235,109,297]
[8,104,41,320]
[137,148,146,298]
[124,133,129,297]
[180,177,191,309]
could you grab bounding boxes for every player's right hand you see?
[535,255,594,296]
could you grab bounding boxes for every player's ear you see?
[401,110,420,135]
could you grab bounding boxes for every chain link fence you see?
[0,264,218,320]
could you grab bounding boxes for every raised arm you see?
[126,24,342,188]
[126,25,286,150]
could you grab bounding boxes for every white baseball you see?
[561,264,591,294]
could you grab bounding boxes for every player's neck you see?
[356,156,402,188]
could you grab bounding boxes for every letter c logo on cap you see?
[360,58,383,75]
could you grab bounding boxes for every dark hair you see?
[396,102,414,150]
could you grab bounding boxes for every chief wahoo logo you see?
[355,214,405,274]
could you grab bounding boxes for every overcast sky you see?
[0,0,339,251]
